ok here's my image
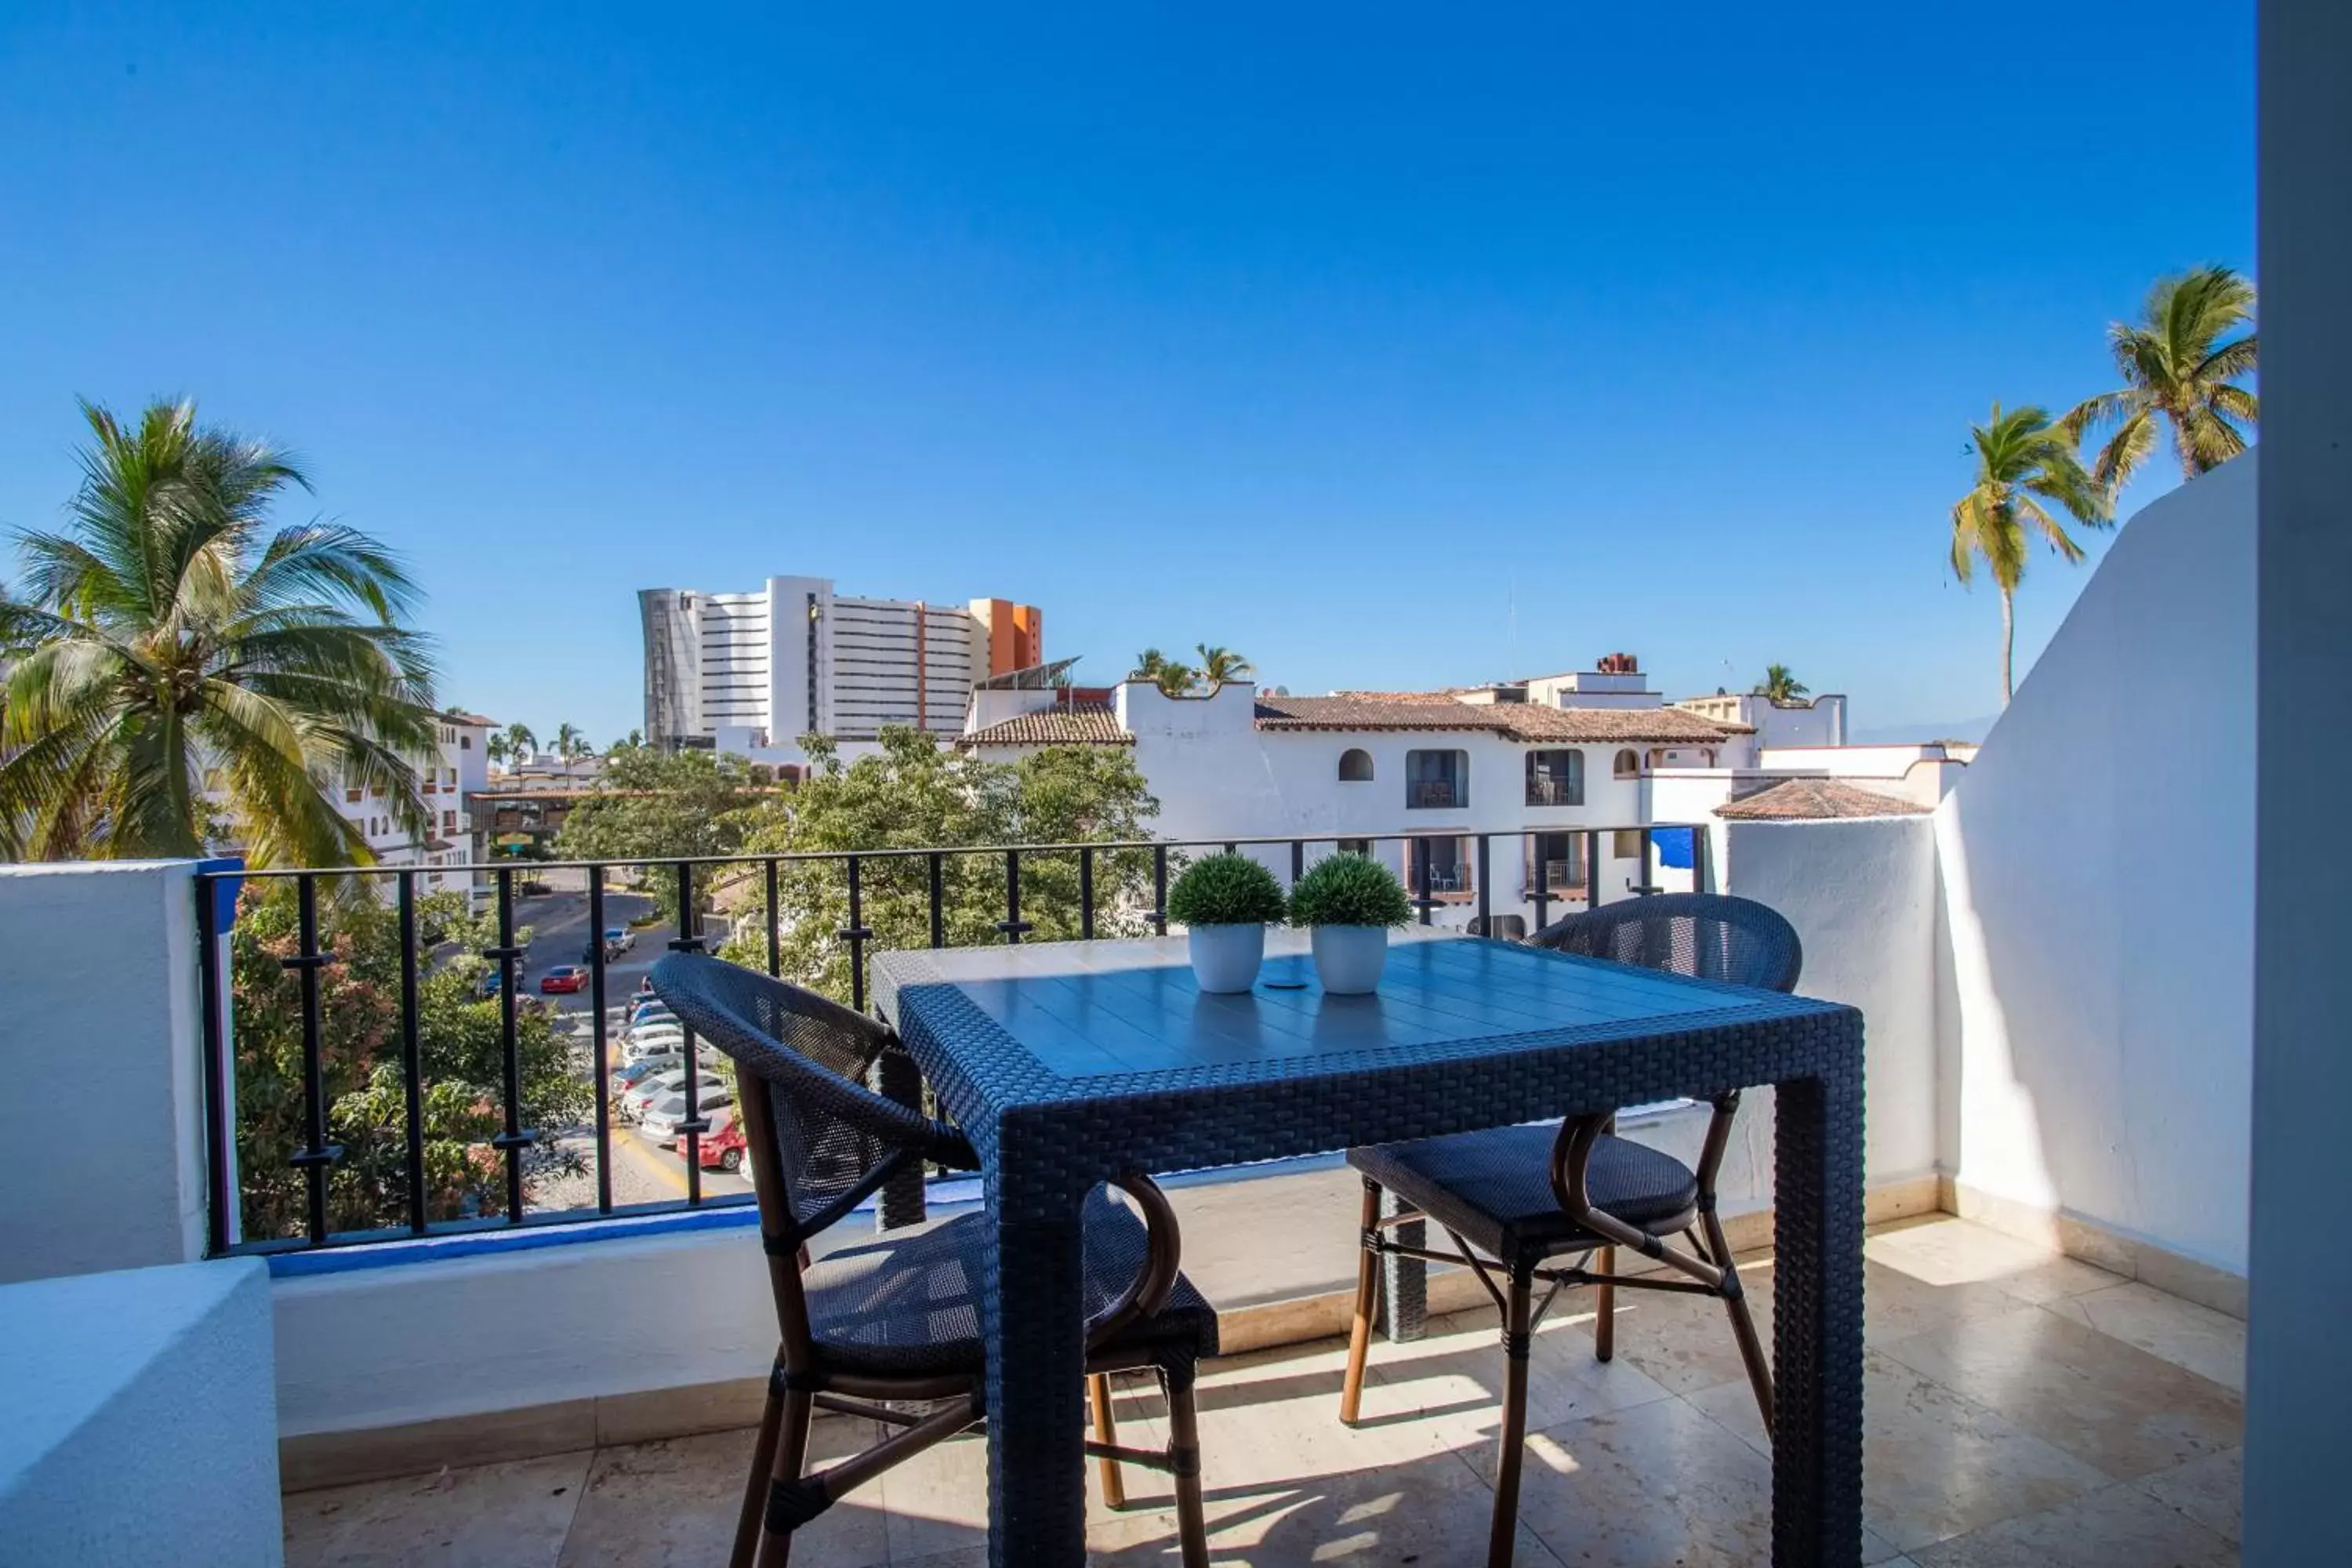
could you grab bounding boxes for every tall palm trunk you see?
[2000,587,2015,706]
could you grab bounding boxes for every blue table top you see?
[874,931,1821,1090]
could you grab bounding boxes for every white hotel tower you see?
[639,575,1044,762]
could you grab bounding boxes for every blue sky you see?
[0,4,2254,743]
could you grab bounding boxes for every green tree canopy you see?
[1,399,437,865]
[2065,265,2258,492]
[1755,663,1809,703]
[1949,402,2111,703]
[728,728,1159,1000]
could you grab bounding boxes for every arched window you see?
[1338,748,1374,782]
[1613,749,1641,779]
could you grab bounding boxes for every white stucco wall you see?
[1937,455,2256,1273]
[0,1258,281,1565]
[0,860,209,1284]
[272,1222,783,1435]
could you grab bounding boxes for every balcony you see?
[1406,780,1460,808]
[0,464,2293,1568]
[1523,777,1577,808]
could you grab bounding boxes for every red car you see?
[690,1115,747,1174]
[538,965,590,994]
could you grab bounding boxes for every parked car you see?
[610,1054,681,1093]
[639,1087,735,1143]
[693,1114,748,1173]
[604,927,635,953]
[623,1027,685,1062]
[476,969,503,999]
[622,1068,728,1122]
[539,965,589,994]
[628,1004,676,1032]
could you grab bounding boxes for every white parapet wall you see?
[0,1258,281,1565]
[1936,455,2256,1283]
[0,859,209,1284]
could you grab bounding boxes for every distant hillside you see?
[1852,715,1998,746]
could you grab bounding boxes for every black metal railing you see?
[194,822,1705,1257]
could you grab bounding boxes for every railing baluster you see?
[588,866,613,1214]
[764,858,781,977]
[997,848,1031,942]
[927,852,946,949]
[488,866,531,1222]
[670,860,707,1204]
[841,855,874,1011]
[1586,828,1604,909]
[1475,833,1490,933]
[1691,822,1708,895]
[1151,845,1169,935]
[1080,846,1095,941]
[1413,837,1435,926]
[195,872,231,1256]
[1291,839,1305,886]
[398,871,426,1234]
[1533,834,1552,930]
[285,873,342,1246]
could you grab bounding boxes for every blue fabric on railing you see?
[1653,826,1695,870]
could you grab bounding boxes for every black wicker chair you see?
[1338,893,1802,1568]
[652,953,1216,1568]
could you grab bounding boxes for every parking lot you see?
[499,873,755,1212]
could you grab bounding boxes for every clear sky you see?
[0,3,2255,744]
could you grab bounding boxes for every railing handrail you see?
[191,822,1704,880]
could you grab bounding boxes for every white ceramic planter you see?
[1311,924,1389,995]
[1187,923,1267,993]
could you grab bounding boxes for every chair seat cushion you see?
[802,1186,1218,1381]
[1349,1123,1700,1260]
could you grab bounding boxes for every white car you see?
[626,1007,677,1037]
[623,1025,686,1062]
[639,1087,736,1143]
[622,1067,728,1122]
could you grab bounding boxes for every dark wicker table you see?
[872,931,1864,1566]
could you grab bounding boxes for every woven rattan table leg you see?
[983,1163,1090,1566]
[1380,1188,1428,1343]
[873,1044,927,1231]
[1769,1046,1866,1565]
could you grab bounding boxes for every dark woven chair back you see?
[650,953,962,1249]
[1531,892,1802,994]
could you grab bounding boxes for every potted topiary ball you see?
[1287,851,1412,995]
[1165,851,1290,993]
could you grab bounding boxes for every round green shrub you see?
[1166,851,1288,927]
[1288,851,1412,928]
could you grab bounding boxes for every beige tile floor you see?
[282,1216,2243,1567]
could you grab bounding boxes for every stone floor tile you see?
[557,1421,887,1567]
[1906,1479,2236,1567]
[1862,1258,2045,1345]
[1348,1303,1675,1444]
[1455,1395,1780,1567]
[284,1450,591,1568]
[1581,1259,1780,1396]
[1875,1305,2242,1480]
[1177,1447,1561,1567]
[1864,1218,2122,1306]
[2135,1446,2242,1544]
[2043,1282,2247,1394]
[1686,1351,2111,1555]
[872,1408,1169,1564]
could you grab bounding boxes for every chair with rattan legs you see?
[653,953,1216,1568]
[1337,892,1801,1568]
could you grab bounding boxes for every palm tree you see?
[503,722,538,767]
[1132,647,1197,697]
[485,731,512,769]
[2064,265,2257,491]
[1134,648,1169,680]
[0,399,437,864]
[1948,403,2112,704]
[1755,664,1809,704]
[1195,644,1254,688]
[554,721,589,764]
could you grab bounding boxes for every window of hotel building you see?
[1405,750,1467,809]
[1525,749,1583,807]
[1527,832,1584,891]
[1413,836,1472,893]
[443,811,457,834]
[1338,748,1374,782]
[460,735,471,749]
[1613,749,1640,779]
